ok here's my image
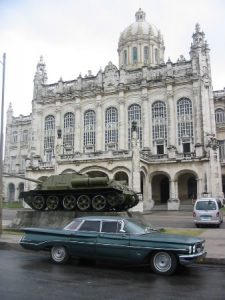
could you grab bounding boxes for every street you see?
[0,249,225,300]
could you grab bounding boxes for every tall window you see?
[154,49,158,64]
[177,98,193,143]
[128,104,142,149]
[105,107,118,150]
[132,47,138,63]
[219,140,225,161]
[152,101,167,144]
[44,115,55,161]
[215,109,225,124]
[12,131,18,143]
[84,110,96,151]
[144,46,149,62]
[123,50,127,65]
[22,130,28,142]
[63,112,75,151]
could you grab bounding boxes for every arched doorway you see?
[114,171,129,185]
[8,183,15,202]
[177,172,197,203]
[152,174,170,204]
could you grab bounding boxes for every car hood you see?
[131,232,204,245]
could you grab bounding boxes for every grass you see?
[3,229,23,236]
[162,228,205,237]
[3,202,23,209]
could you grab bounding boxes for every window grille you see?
[105,107,118,150]
[128,104,142,149]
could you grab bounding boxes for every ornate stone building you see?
[3,9,224,210]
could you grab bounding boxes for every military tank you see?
[18,173,139,212]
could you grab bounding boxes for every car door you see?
[69,220,100,258]
[96,220,130,261]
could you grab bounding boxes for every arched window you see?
[44,115,55,161]
[63,112,75,152]
[177,98,193,143]
[84,110,96,151]
[144,46,149,63]
[132,47,138,63]
[123,50,127,65]
[128,104,142,149]
[105,107,118,150]
[215,109,225,124]
[152,101,167,146]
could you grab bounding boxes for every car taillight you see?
[216,212,219,217]
[193,212,196,217]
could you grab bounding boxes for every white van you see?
[193,198,224,228]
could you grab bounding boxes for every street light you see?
[0,53,6,235]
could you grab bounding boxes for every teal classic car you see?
[20,216,206,275]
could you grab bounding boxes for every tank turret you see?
[18,173,139,212]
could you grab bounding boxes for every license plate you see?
[201,216,211,220]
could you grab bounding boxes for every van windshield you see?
[196,200,217,211]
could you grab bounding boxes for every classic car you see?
[20,216,206,275]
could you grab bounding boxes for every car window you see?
[79,220,100,232]
[196,200,217,210]
[64,220,83,231]
[101,221,119,233]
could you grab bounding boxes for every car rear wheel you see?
[150,251,178,275]
[51,246,69,264]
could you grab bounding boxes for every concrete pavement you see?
[1,210,225,265]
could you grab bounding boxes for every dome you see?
[118,9,165,69]
[119,9,161,46]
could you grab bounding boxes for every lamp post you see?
[0,53,6,235]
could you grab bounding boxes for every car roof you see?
[75,216,127,221]
[196,198,217,201]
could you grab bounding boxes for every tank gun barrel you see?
[3,172,42,184]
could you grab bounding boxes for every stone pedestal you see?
[143,199,155,211]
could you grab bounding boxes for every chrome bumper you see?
[179,251,207,265]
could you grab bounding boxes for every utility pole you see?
[0,53,6,235]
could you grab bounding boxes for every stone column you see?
[96,95,103,151]
[119,93,126,150]
[167,85,176,148]
[143,175,155,211]
[74,98,81,152]
[142,94,150,148]
[168,179,180,210]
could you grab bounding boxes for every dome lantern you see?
[118,9,165,70]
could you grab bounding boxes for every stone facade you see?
[3,9,224,211]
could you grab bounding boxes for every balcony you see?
[140,151,197,163]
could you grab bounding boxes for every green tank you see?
[18,173,139,212]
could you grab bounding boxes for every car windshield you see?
[196,200,217,211]
[124,219,156,234]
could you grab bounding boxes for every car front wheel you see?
[150,251,178,275]
[51,246,69,264]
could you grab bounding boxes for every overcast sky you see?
[1,0,224,117]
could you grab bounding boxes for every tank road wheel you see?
[32,195,46,211]
[150,251,178,275]
[46,195,60,210]
[77,195,91,211]
[107,193,123,207]
[92,195,107,211]
[51,246,69,264]
[63,195,76,210]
